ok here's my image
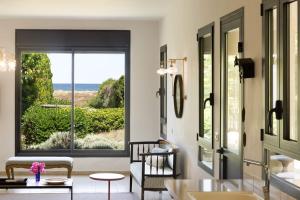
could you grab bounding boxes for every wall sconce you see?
[156,57,187,76]
[0,48,16,71]
[156,57,188,100]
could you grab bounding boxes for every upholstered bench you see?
[6,157,73,179]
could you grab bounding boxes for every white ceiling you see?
[0,0,172,20]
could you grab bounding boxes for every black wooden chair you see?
[129,139,180,200]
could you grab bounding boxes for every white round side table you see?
[89,173,125,200]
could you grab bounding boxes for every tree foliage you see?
[21,53,53,112]
[89,75,125,108]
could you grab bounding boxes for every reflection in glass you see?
[288,2,298,141]
[203,34,213,142]
[226,28,241,155]
[199,147,213,170]
[74,53,125,150]
[270,152,300,187]
[268,8,279,136]
[21,53,72,150]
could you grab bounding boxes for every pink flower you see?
[30,162,46,174]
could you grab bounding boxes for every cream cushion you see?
[6,157,73,166]
[145,147,168,168]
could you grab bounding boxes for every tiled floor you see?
[0,175,172,200]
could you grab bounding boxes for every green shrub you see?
[48,98,71,105]
[21,106,124,145]
[75,134,122,150]
[28,131,123,150]
[89,75,124,108]
[29,132,71,150]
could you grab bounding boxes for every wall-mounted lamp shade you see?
[156,68,167,75]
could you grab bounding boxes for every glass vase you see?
[35,172,40,182]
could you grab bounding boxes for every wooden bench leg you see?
[67,167,72,178]
[11,168,14,179]
[5,166,10,179]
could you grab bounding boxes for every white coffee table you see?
[89,173,125,200]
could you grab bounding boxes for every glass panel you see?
[21,52,72,150]
[160,49,167,136]
[74,53,125,150]
[199,147,213,170]
[269,151,300,187]
[288,1,298,141]
[268,8,279,136]
[203,34,213,142]
[226,28,241,155]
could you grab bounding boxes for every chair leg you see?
[129,174,132,192]
[141,188,144,200]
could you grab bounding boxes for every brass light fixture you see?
[156,56,188,99]
[156,57,187,76]
[167,57,187,76]
[168,57,187,100]
[0,48,16,71]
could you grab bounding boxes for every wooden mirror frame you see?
[173,74,184,118]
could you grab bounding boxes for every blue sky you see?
[48,53,125,84]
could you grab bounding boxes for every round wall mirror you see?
[173,74,184,118]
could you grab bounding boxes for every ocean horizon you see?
[53,83,100,91]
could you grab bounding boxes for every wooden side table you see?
[89,173,125,200]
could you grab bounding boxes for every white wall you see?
[0,19,160,171]
[159,0,263,179]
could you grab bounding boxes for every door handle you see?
[204,93,214,108]
[216,148,225,154]
[156,88,163,97]
[268,100,283,131]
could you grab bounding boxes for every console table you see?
[0,178,73,200]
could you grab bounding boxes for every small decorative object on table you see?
[30,162,45,182]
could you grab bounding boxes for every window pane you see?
[226,28,241,155]
[203,34,213,142]
[289,1,298,141]
[199,147,213,170]
[268,8,280,136]
[74,53,125,150]
[21,53,72,150]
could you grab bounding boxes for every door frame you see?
[197,22,215,175]
[219,7,245,179]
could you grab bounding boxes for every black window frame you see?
[15,29,131,157]
[263,0,300,155]
[197,23,215,175]
[219,7,245,179]
[263,0,281,148]
[160,45,168,139]
[263,1,300,196]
